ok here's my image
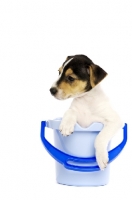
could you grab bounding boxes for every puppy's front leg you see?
[59,109,77,136]
[94,118,123,170]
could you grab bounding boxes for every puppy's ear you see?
[88,64,107,87]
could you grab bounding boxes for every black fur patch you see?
[92,64,107,85]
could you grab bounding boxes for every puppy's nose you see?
[50,87,58,95]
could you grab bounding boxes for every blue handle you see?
[40,121,127,172]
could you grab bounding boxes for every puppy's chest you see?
[75,103,105,127]
[75,99,100,115]
[72,97,108,126]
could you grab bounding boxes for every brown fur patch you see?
[89,66,96,87]
[65,68,73,76]
[58,66,63,74]
[65,68,78,79]
[59,79,87,97]
[89,64,107,88]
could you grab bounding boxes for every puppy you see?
[49,55,123,170]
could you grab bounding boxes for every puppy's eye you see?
[67,76,75,82]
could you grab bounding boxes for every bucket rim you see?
[46,118,104,131]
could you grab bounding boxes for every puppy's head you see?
[50,55,107,100]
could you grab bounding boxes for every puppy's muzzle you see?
[50,87,58,95]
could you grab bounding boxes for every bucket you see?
[40,118,127,186]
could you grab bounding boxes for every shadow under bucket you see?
[40,118,127,186]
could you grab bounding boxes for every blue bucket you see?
[41,118,127,186]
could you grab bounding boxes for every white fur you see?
[59,84,123,170]
[64,57,74,67]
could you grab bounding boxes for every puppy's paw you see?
[95,148,109,170]
[59,120,75,136]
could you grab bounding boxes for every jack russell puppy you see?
[49,55,123,170]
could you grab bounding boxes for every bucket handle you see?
[40,121,127,172]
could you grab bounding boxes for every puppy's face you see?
[50,55,107,100]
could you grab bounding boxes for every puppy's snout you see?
[50,87,58,95]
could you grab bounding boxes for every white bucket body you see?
[53,123,110,186]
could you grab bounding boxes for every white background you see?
[0,0,132,199]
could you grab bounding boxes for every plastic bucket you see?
[41,118,127,186]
